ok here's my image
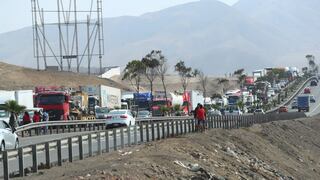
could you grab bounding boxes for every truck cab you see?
[297,95,310,112]
[36,91,70,120]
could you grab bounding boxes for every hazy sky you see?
[0,0,238,34]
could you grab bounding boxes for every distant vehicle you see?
[304,87,311,94]
[0,120,19,151]
[224,106,243,116]
[254,109,265,115]
[278,106,288,113]
[267,89,275,98]
[310,95,316,103]
[291,101,298,109]
[297,95,310,112]
[106,110,135,128]
[137,110,151,118]
[310,80,318,86]
[0,110,10,124]
[207,109,222,116]
[95,107,109,119]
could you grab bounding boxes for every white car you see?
[254,109,265,115]
[207,109,222,116]
[106,110,135,128]
[224,106,243,116]
[0,120,19,151]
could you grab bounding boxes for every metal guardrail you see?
[1,112,307,179]
[267,76,317,113]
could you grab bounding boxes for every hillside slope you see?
[21,116,320,179]
[0,62,130,91]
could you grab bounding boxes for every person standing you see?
[194,103,201,131]
[22,112,31,125]
[196,104,206,132]
[42,111,49,134]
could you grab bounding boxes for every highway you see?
[287,81,320,117]
[0,122,190,177]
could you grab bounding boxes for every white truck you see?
[0,90,34,123]
[80,85,121,114]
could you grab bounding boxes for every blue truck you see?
[297,95,310,112]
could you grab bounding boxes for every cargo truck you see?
[182,90,204,115]
[297,95,310,112]
[80,85,121,115]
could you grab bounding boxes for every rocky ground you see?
[18,116,320,180]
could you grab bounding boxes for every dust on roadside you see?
[18,117,320,180]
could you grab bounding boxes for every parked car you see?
[278,106,288,113]
[0,120,19,151]
[254,109,265,115]
[95,107,109,119]
[106,110,135,128]
[137,110,151,118]
[208,109,222,116]
[224,106,243,116]
[310,95,316,103]
[291,101,298,109]
[310,80,318,86]
[304,87,311,94]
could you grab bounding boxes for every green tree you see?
[0,100,26,128]
[122,60,145,94]
[196,69,208,104]
[174,61,196,113]
[217,78,229,93]
[142,50,161,105]
[156,51,169,104]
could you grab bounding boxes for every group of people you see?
[22,110,49,125]
[194,103,207,132]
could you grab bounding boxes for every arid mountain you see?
[0,0,319,75]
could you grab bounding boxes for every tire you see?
[15,139,19,149]
[0,142,5,152]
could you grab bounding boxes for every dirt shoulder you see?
[20,117,320,180]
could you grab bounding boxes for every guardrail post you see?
[184,120,187,134]
[191,119,195,132]
[176,120,179,135]
[45,142,50,168]
[188,119,191,133]
[74,125,77,132]
[88,134,93,157]
[97,132,102,155]
[180,120,183,135]
[161,122,165,139]
[84,124,87,131]
[62,125,65,133]
[134,125,138,145]
[120,128,124,149]
[32,144,38,172]
[140,124,144,143]
[105,131,110,153]
[157,123,160,140]
[167,121,170,137]
[171,121,175,136]
[3,151,9,180]
[68,137,73,162]
[89,124,91,131]
[113,129,117,151]
[79,136,83,160]
[18,147,24,177]
[127,126,131,146]
[57,140,62,166]
[151,122,155,141]
[68,125,71,133]
[146,123,150,142]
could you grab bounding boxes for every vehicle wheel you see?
[15,139,19,149]
[0,142,5,152]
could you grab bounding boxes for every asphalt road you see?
[287,82,320,117]
[0,122,191,177]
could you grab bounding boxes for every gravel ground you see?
[17,116,320,180]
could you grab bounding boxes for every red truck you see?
[35,86,71,121]
[152,98,172,116]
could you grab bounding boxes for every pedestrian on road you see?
[194,103,201,131]
[22,112,31,125]
[33,111,41,123]
[42,111,49,134]
[196,104,206,132]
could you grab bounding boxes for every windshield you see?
[0,111,9,118]
[109,110,127,115]
[39,94,65,105]
[138,111,149,115]
[96,107,109,114]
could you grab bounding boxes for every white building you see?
[99,66,121,79]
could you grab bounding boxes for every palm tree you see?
[0,100,26,128]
